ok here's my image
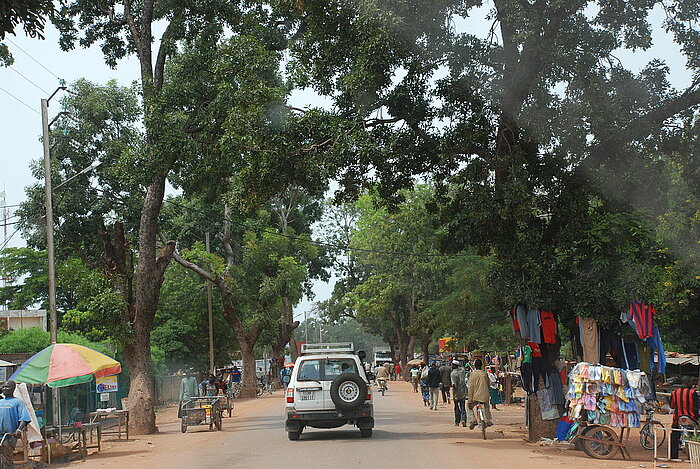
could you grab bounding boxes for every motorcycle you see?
[377,378,387,396]
[678,414,699,453]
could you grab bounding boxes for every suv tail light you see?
[286,387,294,403]
[365,387,372,402]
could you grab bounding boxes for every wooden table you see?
[44,423,101,460]
[89,410,129,440]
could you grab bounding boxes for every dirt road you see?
[53,382,668,469]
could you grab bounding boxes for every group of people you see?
[411,359,496,429]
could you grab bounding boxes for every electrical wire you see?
[5,38,63,81]
[0,87,41,115]
[163,197,464,259]
[9,66,50,95]
[0,226,20,250]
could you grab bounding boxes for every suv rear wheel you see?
[330,373,367,411]
[288,430,302,440]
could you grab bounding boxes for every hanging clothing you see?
[546,370,566,406]
[527,308,542,344]
[638,342,651,374]
[629,301,656,339]
[619,339,639,370]
[516,305,529,339]
[510,307,521,336]
[648,325,666,374]
[540,310,557,344]
[599,328,617,365]
[537,388,560,420]
[579,317,600,364]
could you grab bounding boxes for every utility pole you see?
[206,232,214,374]
[42,98,57,345]
[41,95,60,429]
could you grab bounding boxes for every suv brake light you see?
[286,387,294,403]
[365,388,372,402]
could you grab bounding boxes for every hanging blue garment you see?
[620,339,639,370]
[648,325,666,374]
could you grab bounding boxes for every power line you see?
[9,66,51,95]
[163,198,464,259]
[0,87,40,115]
[0,227,20,250]
[5,38,62,81]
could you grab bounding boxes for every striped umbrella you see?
[10,343,121,388]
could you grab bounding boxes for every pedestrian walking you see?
[439,362,452,405]
[394,362,402,381]
[487,366,501,410]
[410,366,420,393]
[450,360,467,426]
[427,362,441,410]
[420,364,430,405]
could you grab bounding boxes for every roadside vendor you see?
[0,381,31,469]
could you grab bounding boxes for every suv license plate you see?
[300,391,316,401]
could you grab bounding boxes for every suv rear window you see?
[297,358,358,381]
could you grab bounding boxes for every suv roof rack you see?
[301,342,354,355]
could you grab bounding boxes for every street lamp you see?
[42,88,100,426]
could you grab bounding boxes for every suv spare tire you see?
[330,373,367,411]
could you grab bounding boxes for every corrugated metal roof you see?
[665,355,700,366]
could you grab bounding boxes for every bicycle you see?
[230,381,242,398]
[473,402,488,440]
[256,382,275,396]
[639,404,665,450]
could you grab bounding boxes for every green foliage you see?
[1,0,55,39]
[0,42,12,66]
[0,327,112,355]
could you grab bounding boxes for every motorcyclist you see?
[670,376,699,460]
[374,364,389,392]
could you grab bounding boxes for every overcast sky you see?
[0,3,694,320]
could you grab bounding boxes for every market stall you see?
[10,343,122,462]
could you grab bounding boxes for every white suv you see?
[285,343,374,440]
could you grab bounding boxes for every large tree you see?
[281,0,700,329]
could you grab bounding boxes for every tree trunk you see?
[290,337,299,362]
[403,335,416,380]
[128,173,172,434]
[421,339,430,364]
[239,341,258,398]
[123,324,156,433]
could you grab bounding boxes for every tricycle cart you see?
[180,396,223,433]
[221,389,234,417]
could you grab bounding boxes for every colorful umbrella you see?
[10,344,121,388]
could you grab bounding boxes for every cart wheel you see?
[582,426,619,459]
[181,418,187,433]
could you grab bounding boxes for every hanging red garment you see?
[630,301,655,339]
[540,310,557,344]
[510,306,521,335]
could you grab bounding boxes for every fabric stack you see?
[566,362,651,428]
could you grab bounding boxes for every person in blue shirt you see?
[0,381,31,468]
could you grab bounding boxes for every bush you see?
[0,327,113,355]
